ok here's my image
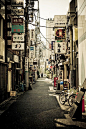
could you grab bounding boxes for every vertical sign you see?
[25,57,28,71]
[51,41,55,50]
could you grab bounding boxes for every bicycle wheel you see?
[68,95,75,106]
[59,93,66,105]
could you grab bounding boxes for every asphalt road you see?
[0,78,67,129]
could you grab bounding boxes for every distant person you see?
[41,73,43,77]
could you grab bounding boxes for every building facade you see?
[78,0,86,88]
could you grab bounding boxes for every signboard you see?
[55,42,66,54]
[29,46,35,58]
[11,0,24,7]
[10,91,16,96]
[54,77,58,88]
[55,29,65,40]
[12,43,24,50]
[30,29,35,41]
[11,9,24,16]
[54,15,66,26]
[0,37,5,62]
[51,41,55,50]
[29,62,33,67]
[12,18,23,24]
[13,35,24,41]
[25,57,28,71]
[12,25,24,33]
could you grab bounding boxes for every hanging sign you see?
[12,43,24,50]
[11,0,24,7]
[13,35,24,41]
[29,46,35,58]
[12,18,23,24]
[57,42,66,54]
[51,41,55,50]
[11,9,24,16]
[12,25,24,33]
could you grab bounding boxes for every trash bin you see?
[60,81,63,90]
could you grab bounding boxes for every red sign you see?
[56,29,65,38]
[54,77,58,87]
[12,18,23,24]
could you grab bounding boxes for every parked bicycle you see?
[59,87,78,106]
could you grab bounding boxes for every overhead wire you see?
[11,5,52,51]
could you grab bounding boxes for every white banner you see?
[12,43,24,50]
[55,42,66,54]
[13,35,24,41]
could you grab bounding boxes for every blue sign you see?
[51,41,55,50]
[30,46,34,50]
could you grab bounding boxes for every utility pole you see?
[5,0,7,63]
[25,0,29,90]
[69,25,73,88]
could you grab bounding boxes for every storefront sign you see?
[13,35,24,41]
[11,9,24,16]
[55,42,66,54]
[51,41,55,50]
[55,29,65,40]
[12,18,23,24]
[30,29,35,41]
[29,46,35,58]
[12,43,24,50]
[10,91,16,96]
[11,0,24,7]
[12,25,24,33]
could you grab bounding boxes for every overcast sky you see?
[38,0,70,43]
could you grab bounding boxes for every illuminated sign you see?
[55,29,65,40]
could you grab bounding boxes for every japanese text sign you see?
[12,18,23,24]
[11,9,24,16]
[12,25,24,33]
[13,35,24,41]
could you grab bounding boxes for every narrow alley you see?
[0,78,66,129]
